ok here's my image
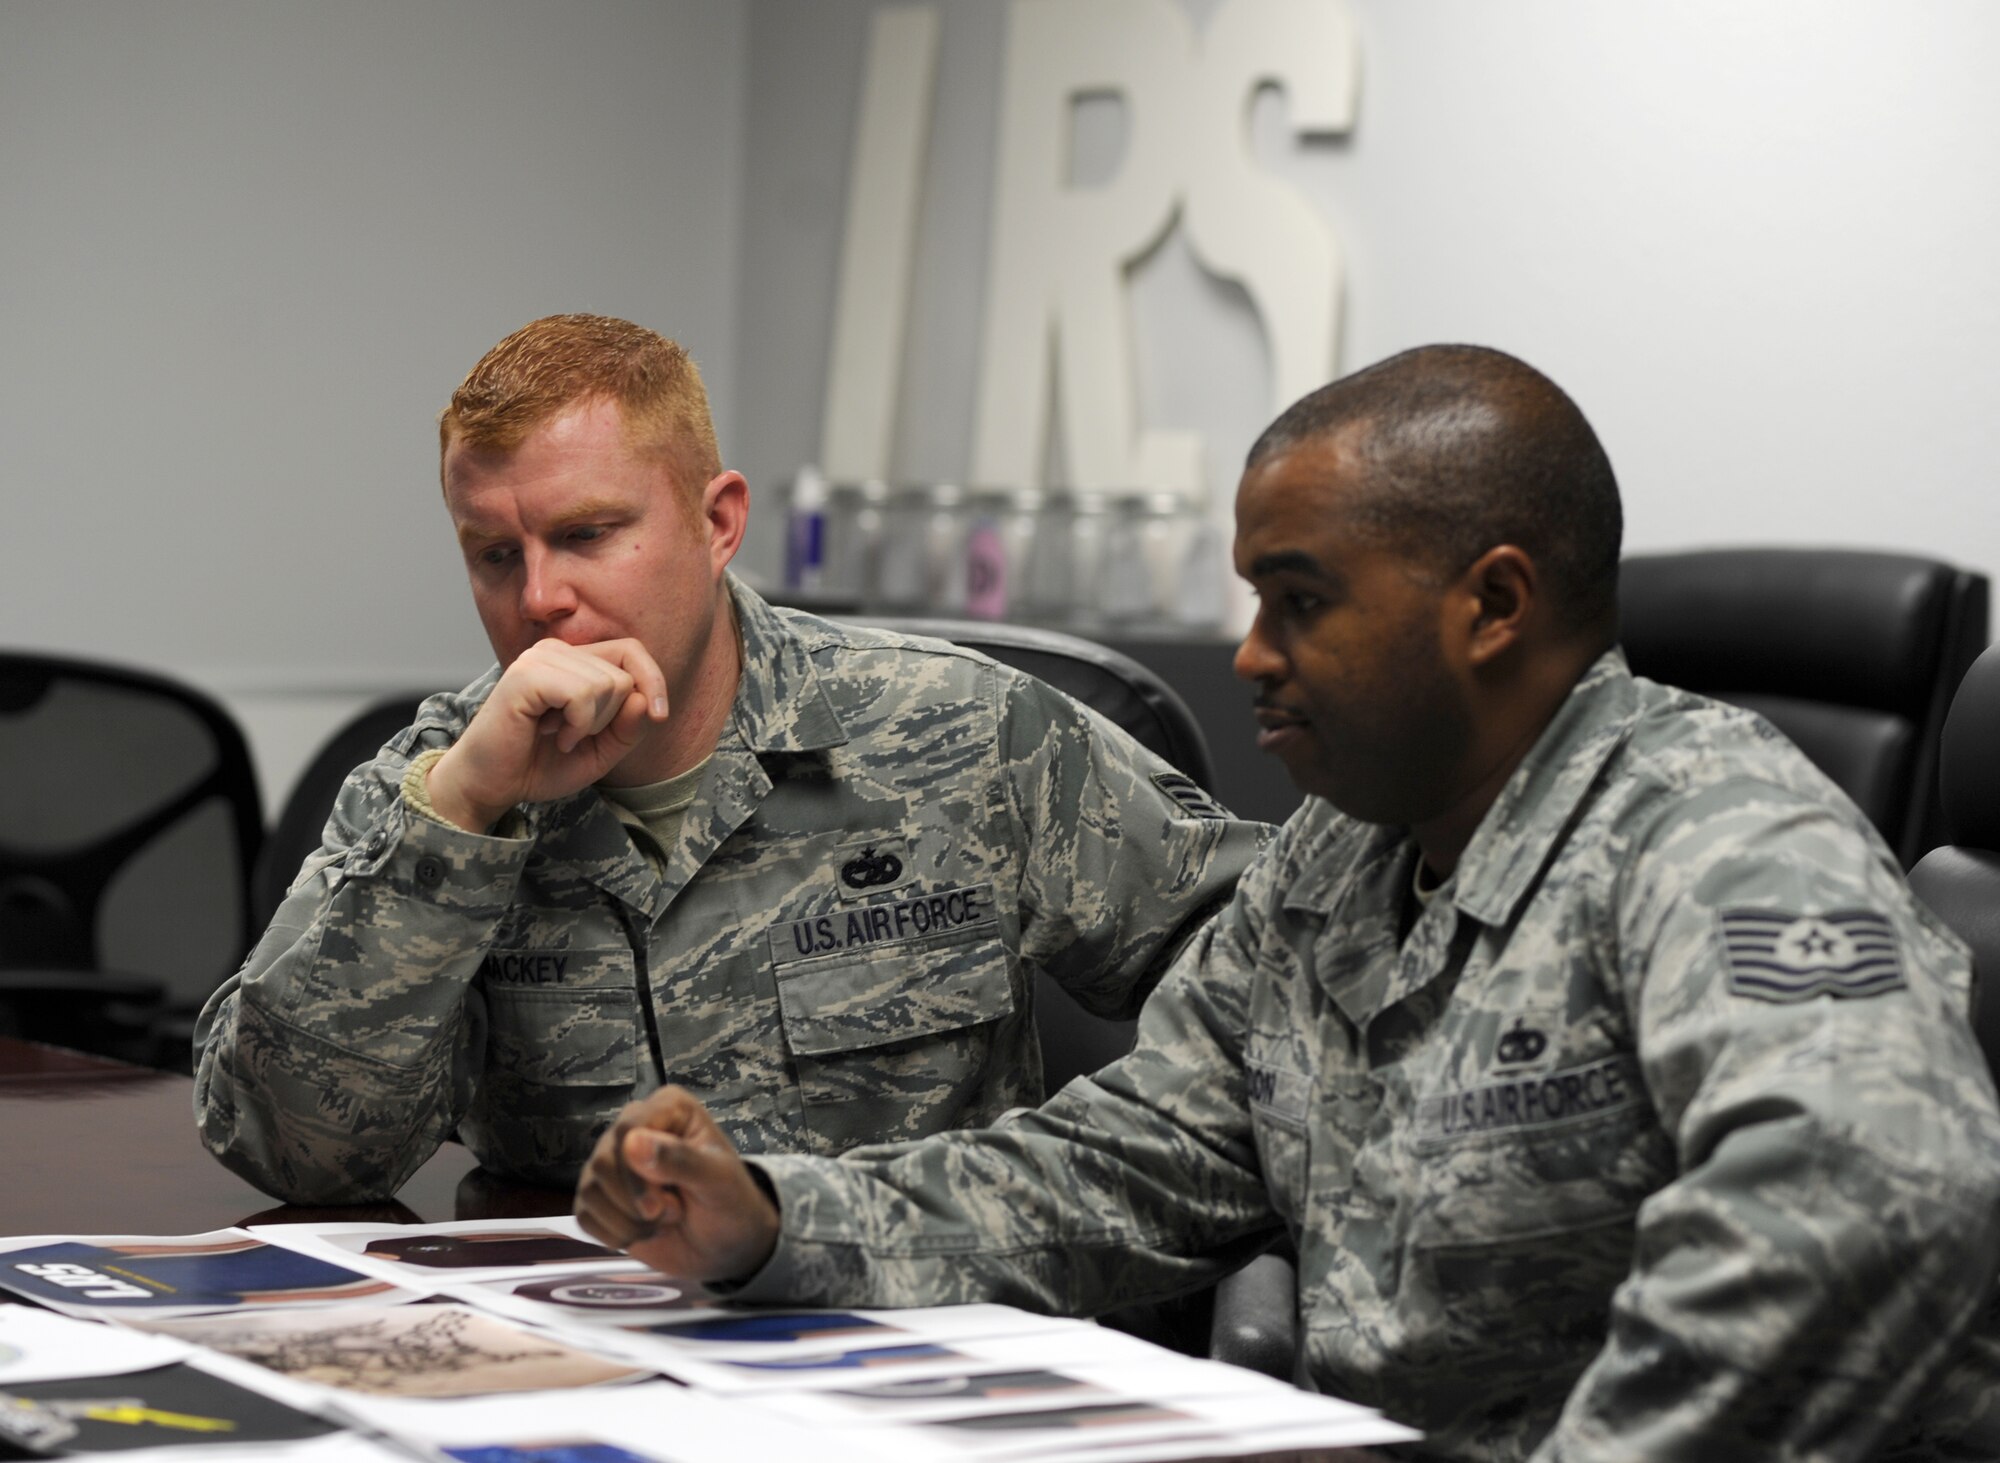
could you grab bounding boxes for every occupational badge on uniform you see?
[840,846,903,890]
[1494,1018,1548,1067]
[1716,908,1906,1003]
[1151,771,1228,820]
[830,835,917,900]
[1484,1006,1562,1076]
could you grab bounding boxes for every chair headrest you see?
[1620,549,1962,716]
[1940,642,2000,849]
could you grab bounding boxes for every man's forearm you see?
[194,797,532,1203]
[194,980,462,1204]
[732,1074,1274,1318]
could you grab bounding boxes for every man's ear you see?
[701,471,750,574]
[1458,545,1536,667]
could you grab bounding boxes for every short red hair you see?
[439,314,721,506]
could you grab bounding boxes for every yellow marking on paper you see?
[83,1404,236,1432]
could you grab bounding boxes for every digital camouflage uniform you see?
[741,653,2000,1462]
[194,579,1267,1204]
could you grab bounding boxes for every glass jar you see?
[1098,490,1187,629]
[822,479,888,605]
[963,487,1043,621]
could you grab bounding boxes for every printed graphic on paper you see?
[725,1342,962,1373]
[825,1368,1108,1412]
[0,1307,190,1386]
[0,1361,338,1452]
[510,1272,714,1313]
[350,1231,615,1271]
[645,1313,898,1348]
[924,1399,1194,1433]
[127,1305,648,1399]
[444,1444,665,1463]
[0,1234,397,1314]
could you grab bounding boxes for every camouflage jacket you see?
[744,652,2000,1462]
[194,579,1267,1203]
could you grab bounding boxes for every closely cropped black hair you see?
[1247,344,1623,638]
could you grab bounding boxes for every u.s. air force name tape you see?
[1415,1053,1645,1144]
[770,882,998,964]
[1716,909,1907,1003]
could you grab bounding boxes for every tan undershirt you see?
[597,757,711,880]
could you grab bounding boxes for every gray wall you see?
[1,0,748,804]
[8,0,2000,812]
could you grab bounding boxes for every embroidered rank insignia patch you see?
[1717,909,1907,1003]
[1151,771,1228,820]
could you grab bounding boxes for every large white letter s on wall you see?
[1182,0,1356,417]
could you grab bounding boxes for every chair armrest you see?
[1209,1248,1299,1381]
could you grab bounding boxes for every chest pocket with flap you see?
[479,948,640,1092]
[771,883,1018,1147]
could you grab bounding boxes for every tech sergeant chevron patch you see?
[1717,908,1906,1003]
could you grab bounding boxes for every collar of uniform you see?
[1281,801,1407,917]
[724,575,849,754]
[1447,649,1639,929]
[525,788,665,919]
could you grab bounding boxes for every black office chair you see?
[1619,548,1988,868]
[253,693,428,931]
[0,651,264,1066]
[1908,642,2000,1077]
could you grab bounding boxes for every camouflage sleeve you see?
[996,668,1272,1020]
[1537,779,2000,1462]
[192,734,535,1205]
[733,834,1289,1313]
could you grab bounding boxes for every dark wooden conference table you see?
[0,1034,549,1231]
[0,1034,1400,1462]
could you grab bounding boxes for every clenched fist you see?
[574,1085,782,1284]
